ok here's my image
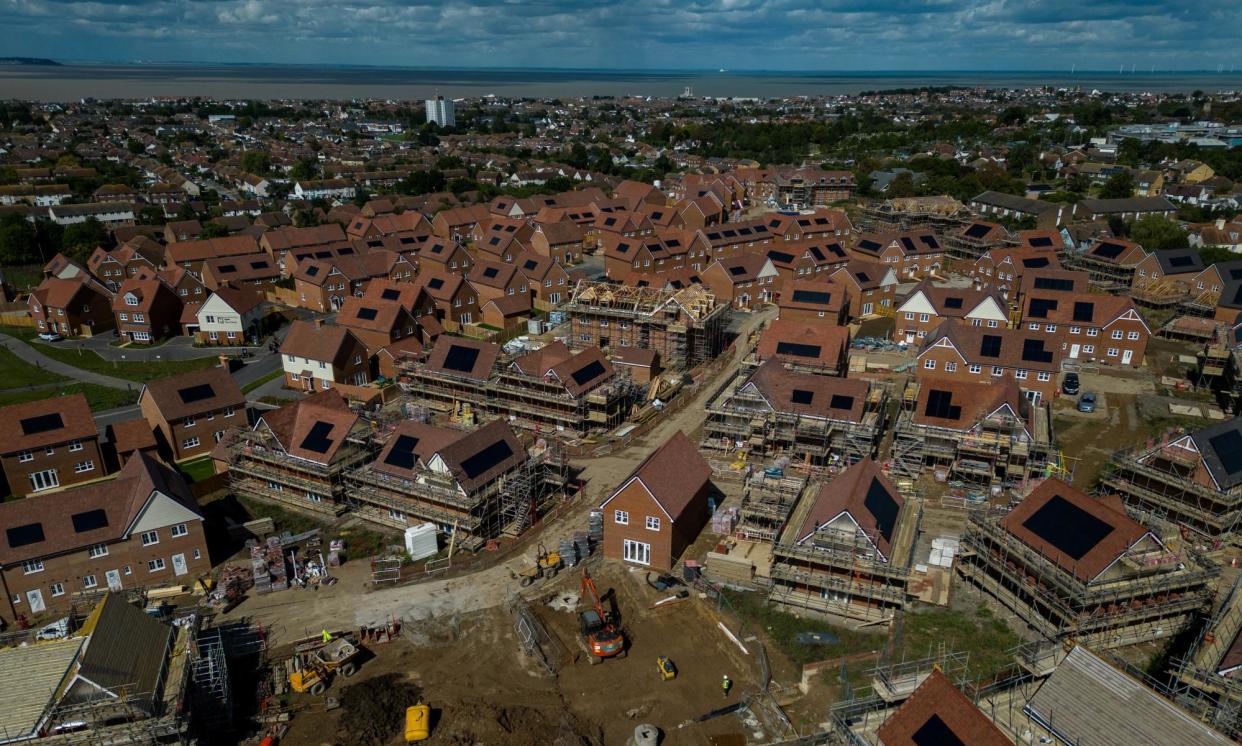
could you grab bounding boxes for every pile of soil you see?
[433,700,602,746]
[336,673,423,746]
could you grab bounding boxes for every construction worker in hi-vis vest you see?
[721,674,732,697]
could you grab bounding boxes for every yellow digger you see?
[517,543,563,587]
[288,637,361,695]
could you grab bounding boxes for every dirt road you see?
[227,307,777,638]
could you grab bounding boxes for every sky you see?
[0,0,1239,71]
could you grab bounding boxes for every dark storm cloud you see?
[0,0,1237,69]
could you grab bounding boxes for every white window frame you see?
[141,530,159,546]
[82,574,97,589]
[148,558,166,573]
[23,559,44,574]
[645,515,661,531]
[614,509,629,525]
[51,582,65,597]
[171,523,188,538]
[88,543,108,558]
[923,359,936,370]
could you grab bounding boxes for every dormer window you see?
[125,294,139,306]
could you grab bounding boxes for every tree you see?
[200,222,230,239]
[1129,215,1189,250]
[239,150,272,175]
[0,214,40,264]
[126,138,144,155]
[289,159,316,181]
[61,218,108,262]
[1100,171,1136,199]
[886,171,917,198]
[137,205,165,225]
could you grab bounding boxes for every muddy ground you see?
[274,562,789,746]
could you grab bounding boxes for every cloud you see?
[0,0,1238,70]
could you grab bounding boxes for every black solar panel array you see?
[427,278,444,290]
[768,251,794,264]
[924,390,962,420]
[980,335,1003,358]
[1033,277,1074,291]
[911,714,965,746]
[1028,236,1053,247]
[1072,301,1095,322]
[1021,339,1054,363]
[863,477,899,544]
[19,413,64,435]
[383,434,420,469]
[1093,241,1126,260]
[71,509,109,533]
[570,360,606,386]
[381,288,401,300]
[964,223,991,239]
[1021,494,1114,560]
[900,237,917,253]
[790,389,814,405]
[790,290,832,304]
[483,267,499,278]
[6,522,45,548]
[1168,254,1196,268]
[1028,298,1058,318]
[177,383,216,404]
[1022,257,1050,268]
[829,394,855,410]
[728,265,747,276]
[356,307,379,321]
[776,342,822,358]
[443,345,481,373]
[299,421,336,454]
[1209,429,1242,475]
[459,439,515,479]
[943,297,963,309]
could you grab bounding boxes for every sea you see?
[1,64,1241,101]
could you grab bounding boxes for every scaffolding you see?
[1100,440,1242,541]
[192,626,233,736]
[344,436,570,550]
[735,471,810,543]
[561,279,731,370]
[957,511,1218,648]
[854,198,971,236]
[227,426,371,517]
[1132,274,1192,309]
[702,370,888,468]
[888,380,1055,490]
[397,352,639,434]
[1066,249,1141,293]
[767,487,921,624]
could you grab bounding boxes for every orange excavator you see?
[579,568,625,664]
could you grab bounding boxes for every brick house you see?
[700,255,781,310]
[762,238,851,287]
[916,322,1064,404]
[335,295,418,355]
[1018,291,1150,368]
[466,259,529,306]
[280,320,371,392]
[201,253,281,292]
[849,230,945,278]
[777,279,850,325]
[164,235,260,279]
[829,261,899,318]
[415,270,479,330]
[895,283,1008,343]
[513,252,572,309]
[0,394,105,497]
[87,245,157,293]
[1131,248,1205,297]
[0,453,210,625]
[600,431,712,571]
[159,266,208,310]
[29,276,115,338]
[112,277,183,344]
[417,238,474,275]
[138,366,245,462]
[970,246,1062,299]
[529,221,585,265]
[193,286,266,346]
[480,294,534,335]
[754,319,850,375]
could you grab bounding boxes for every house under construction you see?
[702,360,887,468]
[889,378,1055,490]
[397,336,637,434]
[767,458,919,623]
[1067,238,1146,293]
[957,477,1217,648]
[1171,578,1242,741]
[1099,417,1242,541]
[343,419,568,551]
[225,390,371,518]
[562,279,730,370]
[855,196,970,235]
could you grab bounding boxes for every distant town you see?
[0,83,1241,745]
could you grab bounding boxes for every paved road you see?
[221,305,777,634]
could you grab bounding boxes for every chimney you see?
[314,318,324,329]
[1219,218,1227,230]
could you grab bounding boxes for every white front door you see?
[1070,344,1080,359]
[172,553,188,576]
[26,589,45,613]
[622,539,651,566]
[1122,349,1133,366]
[106,569,122,591]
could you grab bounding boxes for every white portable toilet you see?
[403,523,439,561]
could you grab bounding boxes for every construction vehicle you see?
[288,637,361,695]
[517,543,563,587]
[657,656,677,681]
[579,568,625,664]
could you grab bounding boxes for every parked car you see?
[1062,372,1080,395]
[37,331,63,342]
[1077,392,1096,413]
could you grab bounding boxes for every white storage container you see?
[404,523,439,561]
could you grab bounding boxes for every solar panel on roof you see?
[1230,269,1242,280]
[965,223,991,239]
[1093,241,1126,260]
[1028,236,1053,247]
[315,250,332,258]
[809,246,826,261]
[768,251,794,264]
[427,278,444,290]
[381,288,400,300]
[1022,257,1050,268]
[1072,301,1095,322]
[71,509,108,533]
[6,522,44,548]
[1028,298,1058,318]
[722,230,737,238]
[443,344,481,373]
[776,342,822,358]
[177,383,216,404]
[790,389,814,405]
[943,297,964,309]
[523,260,538,270]
[859,239,882,251]
[1021,494,1114,560]
[980,335,1002,358]
[252,260,270,269]
[1168,255,1195,268]
[1021,338,1053,363]
[924,389,962,420]
[1231,285,1242,306]
[815,217,829,225]
[791,289,831,304]
[383,434,420,469]
[1209,429,1242,475]
[299,421,335,455]
[19,412,64,435]
[863,477,899,544]
[829,394,854,410]
[306,265,320,276]
[356,307,379,321]
[217,264,237,273]
[923,235,941,249]
[855,272,871,282]
[459,439,515,479]
[1033,277,1073,291]
[912,714,965,746]
[570,360,606,386]
[728,266,747,277]
[899,237,917,253]
[483,267,499,278]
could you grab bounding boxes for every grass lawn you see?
[0,324,40,342]
[0,382,138,410]
[29,341,221,382]
[178,455,218,483]
[241,369,284,394]
[0,345,69,388]
[235,495,394,557]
